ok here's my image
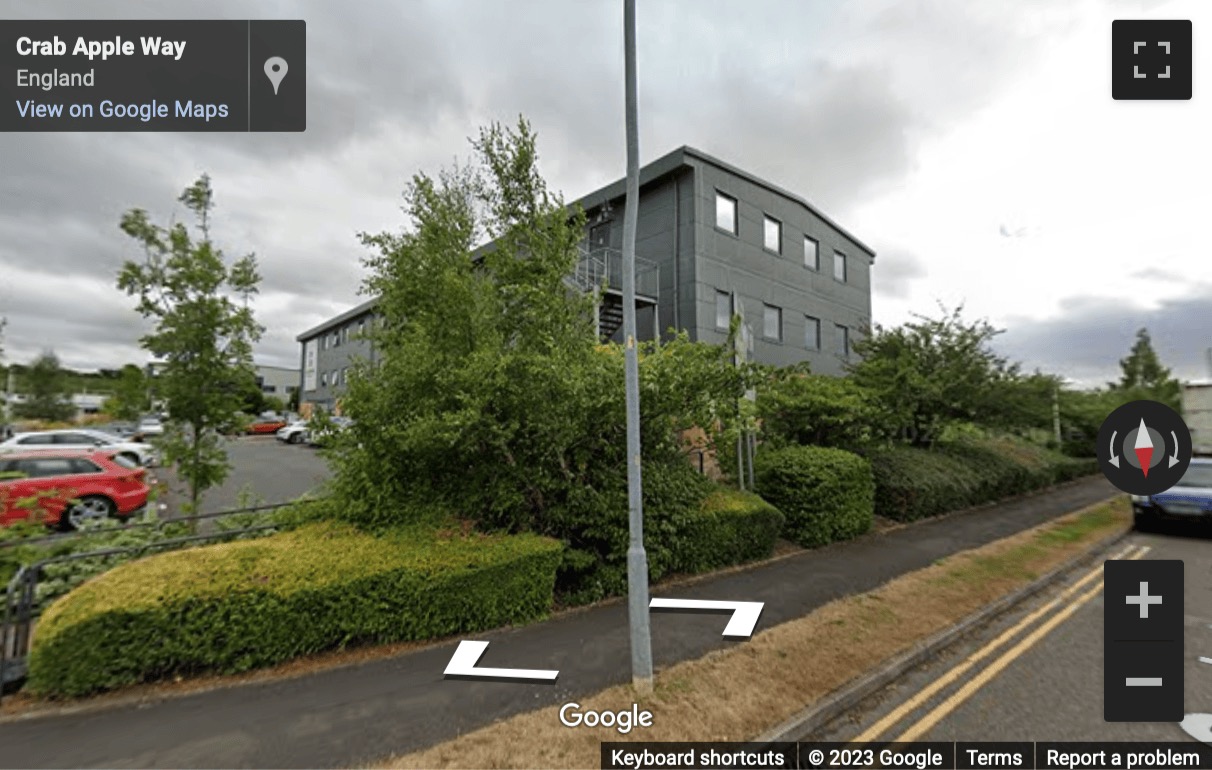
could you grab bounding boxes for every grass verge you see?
[378,496,1129,770]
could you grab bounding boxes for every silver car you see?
[0,429,158,467]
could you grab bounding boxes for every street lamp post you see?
[621,0,654,696]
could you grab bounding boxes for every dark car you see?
[1132,458,1212,530]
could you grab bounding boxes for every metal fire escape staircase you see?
[567,243,660,342]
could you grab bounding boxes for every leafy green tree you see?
[117,175,263,515]
[1113,328,1181,410]
[101,364,150,422]
[848,305,1022,446]
[328,119,752,597]
[15,351,75,421]
[757,369,878,449]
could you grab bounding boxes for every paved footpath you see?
[0,478,1117,769]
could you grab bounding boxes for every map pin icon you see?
[264,56,288,95]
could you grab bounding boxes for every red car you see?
[246,417,288,435]
[0,450,150,531]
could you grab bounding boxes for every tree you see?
[15,351,75,422]
[101,364,150,422]
[1113,328,1181,410]
[848,305,1024,446]
[117,175,263,515]
[328,119,752,597]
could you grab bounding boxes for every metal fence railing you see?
[0,503,292,701]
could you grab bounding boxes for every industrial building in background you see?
[295,146,876,414]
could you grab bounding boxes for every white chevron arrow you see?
[649,597,765,638]
[442,641,559,682]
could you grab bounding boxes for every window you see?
[55,433,94,445]
[17,434,53,446]
[70,458,102,474]
[320,335,327,351]
[804,315,821,350]
[28,458,76,477]
[320,372,328,387]
[804,236,819,270]
[763,215,782,254]
[763,304,782,341]
[715,290,732,330]
[837,324,850,357]
[715,192,737,234]
[357,319,365,336]
[834,251,847,282]
[110,455,139,470]
[331,369,340,386]
[590,222,611,250]
[331,331,340,348]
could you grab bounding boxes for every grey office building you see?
[296,146,875,412]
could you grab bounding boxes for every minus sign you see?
[1126,677,1163,686]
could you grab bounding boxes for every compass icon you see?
[1097,400,1192,495]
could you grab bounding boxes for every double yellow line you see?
[854,543,1149,742]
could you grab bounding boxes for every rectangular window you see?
[804,236,819,270]
[320,336,327,351]
[763,304,782,341]
[589,222,610,250]
[357,319,365,336]
[320,372,328,387]
[715,290,732,330]
[804,315,821,350]
[834,251,848,282]
[836,324,850,357]
[763,215,782,254]
[715,192,737,234]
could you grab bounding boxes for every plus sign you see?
[1127,581,1163,619]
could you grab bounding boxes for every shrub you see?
[674,487,785,573]
[754,446,874,547]
[757,372,877,450]
[863,446,980,522]
[865,437,1100,522]
[27,521,563,697]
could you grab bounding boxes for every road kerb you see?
[756,513,1131,743]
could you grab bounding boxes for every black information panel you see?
[1104,559,1185,722]
[600,743,1212,770]
[0,20,305,131]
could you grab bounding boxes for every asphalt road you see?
[811,523,1212,744]
[0,477,1117,769]
[156,436,331,514]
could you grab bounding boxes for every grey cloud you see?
[872,248,928,300]
[995,292,1212,387]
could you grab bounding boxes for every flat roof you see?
[571,145,877,258]
[296,296,379,341]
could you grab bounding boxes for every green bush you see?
[28,521,562,697]
[674,487,785,573]
[754,446,874,547]
[865,437,1100,522]
[552,459,714,606]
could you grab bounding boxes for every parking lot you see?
[155,435,332,515]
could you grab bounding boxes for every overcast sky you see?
[1,0,1209,387]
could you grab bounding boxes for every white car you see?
[0,429,158,467]
[275,420,310,445]
[136,417,164,438]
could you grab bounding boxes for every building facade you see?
[295,146,875,412]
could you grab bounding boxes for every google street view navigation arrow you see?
[649,598,765,639]
[442,641,559,684]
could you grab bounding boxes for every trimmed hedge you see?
[674,487,785,573]
[754,445,874,547]
[28,521,563,697]
[865,438,1099,522]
